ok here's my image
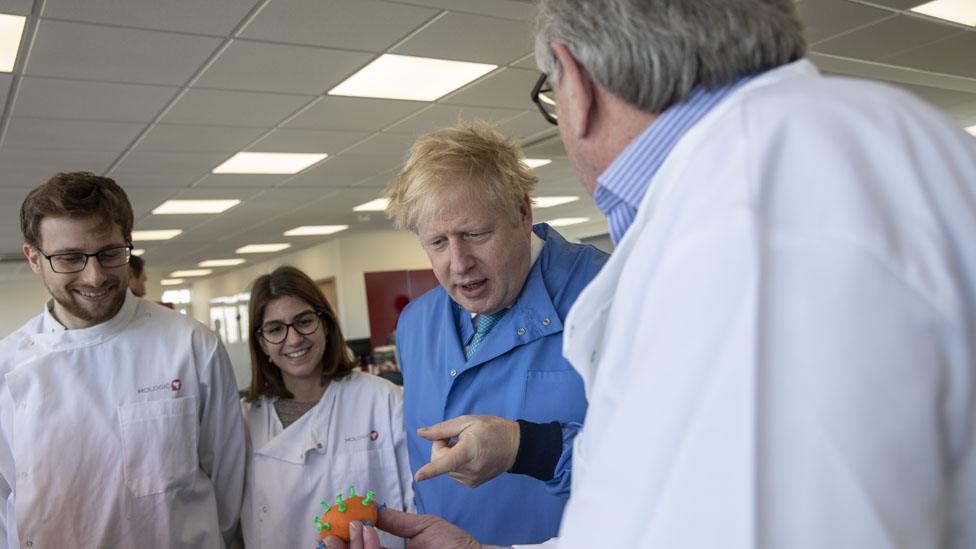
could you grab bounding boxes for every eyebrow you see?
[44,243,128,255]
[262,309,316,325]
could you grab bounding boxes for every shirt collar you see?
[594,78,752,242]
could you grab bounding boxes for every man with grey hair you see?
[324,1,976,548]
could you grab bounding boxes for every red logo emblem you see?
[171,379,182,392]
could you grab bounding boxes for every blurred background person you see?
[128,254,147,297]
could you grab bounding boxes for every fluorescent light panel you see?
[213,152,327,174]
[170,269,213,277]
[236,243,292,254]
[547,217,590,227]
[533,196,579,208]
[911,0,976,26]
[131,248,146,256]
[328,54,496,101]
[524,158,552,169]
[161,278,185,286]
[0,14,26,73]
[284,225,349,236]
[353,198,390,212]
[152,199,240,215]
[967,125,976,136]
[132,229,182,241]
[198,259,246,267]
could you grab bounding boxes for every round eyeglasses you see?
[256,310,324,344]
[531,73,558,125]
[35,245,133,274]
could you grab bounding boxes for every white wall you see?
[0,276,51,338]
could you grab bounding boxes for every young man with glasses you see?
[0,172,245,548]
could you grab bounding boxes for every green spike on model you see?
[323,522,332,531]
[362,491,376,506]
[348,485,356,498]
[320,500,331,512]
[335,493,348,512]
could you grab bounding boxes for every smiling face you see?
[258,295,327,395]
[416,182,533,315]
[23,216,130,330]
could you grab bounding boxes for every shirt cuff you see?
[508,419,562,481]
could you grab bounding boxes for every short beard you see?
[48,282,127,328]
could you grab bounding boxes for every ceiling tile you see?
[0,149,119,181]
[125,187,181,217]
[2,0,32,15]
[27,20,222,85]
[112,151,229,175]
[196,174,290,187]
[196,41,373,94]
[4,118,146,151]
[385,104,523,135]
[864,0,928,9]
[13,77,178,122]
[813,15,963,61]
[341,132,416,157]
[41,0,257,36]
[495,110,555,139]
[241,0,438,52]
[284,96,425,131]
[798,0,893,44]
[248,129,370,154]
[283,154,405,187]
[513,53,538,70]
[135,124,266,153]
[882,32,976,78]
[171,186,267,201]
[441,67,539,109]
[161,88,313,126]
[110,171,205,188]
[393,0,536,21]
[393,11,533,65]
[0,74,11,109]
[884,81,976,109]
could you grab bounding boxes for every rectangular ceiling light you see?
[328,54,497,102]
[533,196,579,208]
[911,0,976,26]
[160,278,185,286]
[132,229,183,241]
[0,14,26,73]
[524,158,552,169]
[213,152,327,174]
[353,198,390,212]
[283,225,349,236]
[131,248,146,256]
[547,217,589,227]
[152,199,240,215]
[170,269,213,277]
[198,258,246,267]
[967,125,976,136]
[236,243,292,254]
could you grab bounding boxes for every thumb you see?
[415,441,465,482]
[376,508,439,539]
[417,416,469,441]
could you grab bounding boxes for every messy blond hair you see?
[387,121,538,232]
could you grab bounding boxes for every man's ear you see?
[519,194,533,230]
[551,41,595,139]
[23,244,43,274]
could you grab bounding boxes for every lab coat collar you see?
[31,290,140,351]
[253,375,342,465]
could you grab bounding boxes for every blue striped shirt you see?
[595,80,750,244]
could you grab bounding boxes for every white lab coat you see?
[0,292,245,548]
[527,60,976,549]
[241,370,414,549]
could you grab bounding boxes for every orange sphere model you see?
[314,485,378,544]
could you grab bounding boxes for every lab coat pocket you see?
[118,396,199,497]
[521,370,587,424]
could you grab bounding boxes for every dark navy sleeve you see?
[508,419,563,481]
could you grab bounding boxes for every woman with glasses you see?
[240,266,413,549]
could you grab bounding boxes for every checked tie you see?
[464,310,507,360]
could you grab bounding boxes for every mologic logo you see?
[171,378,182,392]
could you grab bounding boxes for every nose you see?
[448,240,474,275]
[77,256,111,287]
[284,324,306,346]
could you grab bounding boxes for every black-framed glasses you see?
[36,245,133,274]
[531,73,558,125]
[257,310,324,344]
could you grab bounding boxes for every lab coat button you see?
[261,505,268,513]
[541,318,551,326]
[449,369,457,377]
[589,350,597,364]
[517,327,526,336]
[316,443,323,449]
[25,541,33,547]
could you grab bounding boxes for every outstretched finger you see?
[415,442,467,481]
[416,416,469,441]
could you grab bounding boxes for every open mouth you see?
[458,279,487,294]
[284,348,310,359]
[74,286,114,301]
